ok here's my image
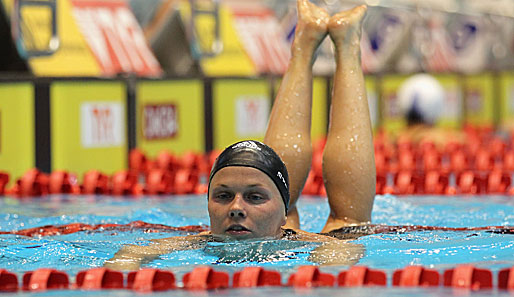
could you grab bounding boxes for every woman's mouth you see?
[226,224,251,236]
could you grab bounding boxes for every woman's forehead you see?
[212,166,272,182]
[210,166,279,190]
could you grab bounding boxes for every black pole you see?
[34,80,51,173]
[203,77,213,152]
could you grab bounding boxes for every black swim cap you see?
[208,140,290,214]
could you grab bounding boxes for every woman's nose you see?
[228,194,246,218]
[229,209,246,218]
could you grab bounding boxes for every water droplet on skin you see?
[350,137,354,142]
[293,144,298,149]
[297,148,302,152]
[294,92,300,97]
[297,134,302,138]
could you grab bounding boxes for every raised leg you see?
[321,5,376,233]
[264,0,328,229]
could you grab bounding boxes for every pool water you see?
[1,194,514,296]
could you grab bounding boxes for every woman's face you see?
[208,166,286,240]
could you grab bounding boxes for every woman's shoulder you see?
[282,227,338,242]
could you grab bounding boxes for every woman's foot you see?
[328,5,367,51]
[292,0,329,55]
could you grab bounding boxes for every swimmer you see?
[105,0,374,270]
[395,73,465,148]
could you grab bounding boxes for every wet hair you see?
[406,93,425,125]
[208,140,290,214]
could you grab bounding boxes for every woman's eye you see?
[215,192,232,200]
[247,193,265,202]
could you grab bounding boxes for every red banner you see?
[142,104,178,140]
[71,0,162,76]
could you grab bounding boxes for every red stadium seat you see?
[111,171,143,196]
[129,149,149,174]
[0,172,9,195]
[48,171,80,194]
[486,170,511,194]
[82,170,110,194]
[145,169,174,195]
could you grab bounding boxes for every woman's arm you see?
[293,229,365,266]
[104,235,207,271]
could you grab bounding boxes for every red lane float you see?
[338,266,386,287]
[0,221,208,237]
[127,268,175,291]
[183,267,229,290]
[498,267,514,290]
[443,265,492,290]
[393,266,439,287]
[23,269,69,291]
[1,265,514,291]
[76,268,123,289]
[0,269,18,292]
[232,267,281,288]
[3,222,513,238]
[287,266,335,288]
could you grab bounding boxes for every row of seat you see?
[0,265,512,292]
[1,167,513,197]
[0,168,206,197]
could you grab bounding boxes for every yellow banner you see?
[136,80,204,156]
[364,76,378,132]
[432,74,462,129]
[51,81,127,179]
[463,74,494,127]
[380,74,408,136]
[0,83,35,186]
[179,1,256,77]
[2,0,101,76]
[213,79,270,150]
[500,72,514,130]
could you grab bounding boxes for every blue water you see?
[1,194,514,296]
